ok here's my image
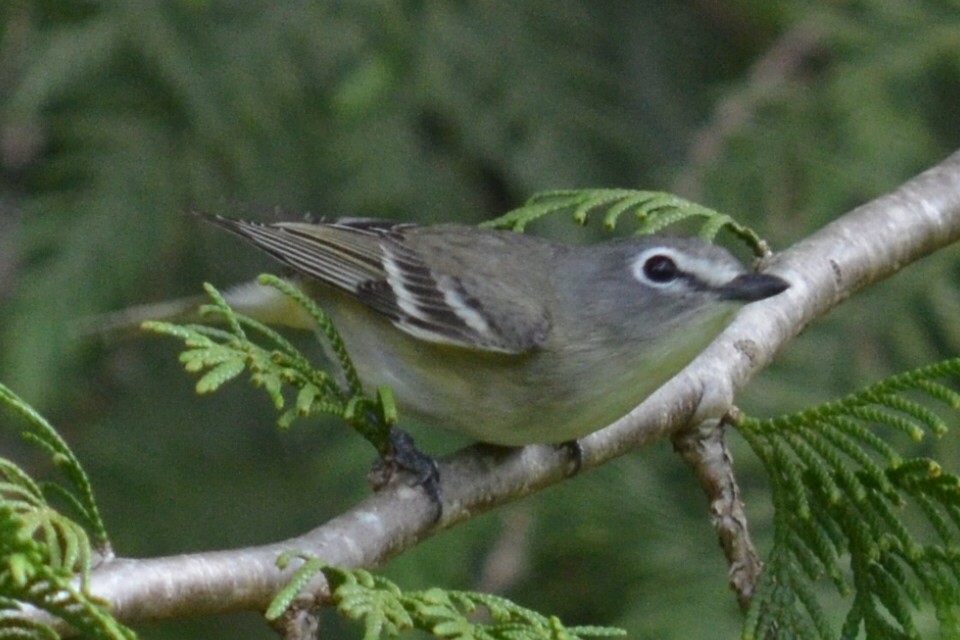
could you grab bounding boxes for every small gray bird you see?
[194,215,789,446]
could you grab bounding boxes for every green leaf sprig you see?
[739,358,960,639]
[482,189,769,257]
[268,553,626,640]
[142,275,396,454]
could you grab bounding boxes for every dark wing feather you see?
[198,214,548,353]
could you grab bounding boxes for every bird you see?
[180,214,790,447]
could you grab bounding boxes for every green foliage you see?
[0,384,133,639]
[268,553,626,640]
[483,189,770,257]
[3,1,959,638]
[142,276,396,454]
[0,383,109,555]
[739,358,960,639]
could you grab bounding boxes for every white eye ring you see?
[631,248,684,288]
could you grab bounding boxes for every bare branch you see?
[671,412,761,610]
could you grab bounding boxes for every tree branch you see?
[38,149,960,633]
[671,412,761,610]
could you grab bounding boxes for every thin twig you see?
[671,411,761,609]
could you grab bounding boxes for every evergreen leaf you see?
[482,189,769,256]
[144,279,392,455]
[740,357,960,639]
[265,560,626,639]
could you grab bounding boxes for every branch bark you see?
[41,149,960,633]
[671,412,761,610]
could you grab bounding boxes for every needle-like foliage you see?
[739,358,960,639]
[482,189,770,257]
[268,553,626,640]
[142,275,397,455]
[0,384,134,639]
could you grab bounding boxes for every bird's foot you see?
[557,439,584,477]
[368,427,442,521]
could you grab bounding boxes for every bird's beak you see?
[719,272,790,302]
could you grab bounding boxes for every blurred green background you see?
[1,1,959,638]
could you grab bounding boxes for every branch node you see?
[268,599,322,640]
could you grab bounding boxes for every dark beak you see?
[720,272,790,302]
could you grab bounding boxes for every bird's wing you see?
[199,215,549,353]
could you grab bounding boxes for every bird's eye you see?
[642,254,679,283]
